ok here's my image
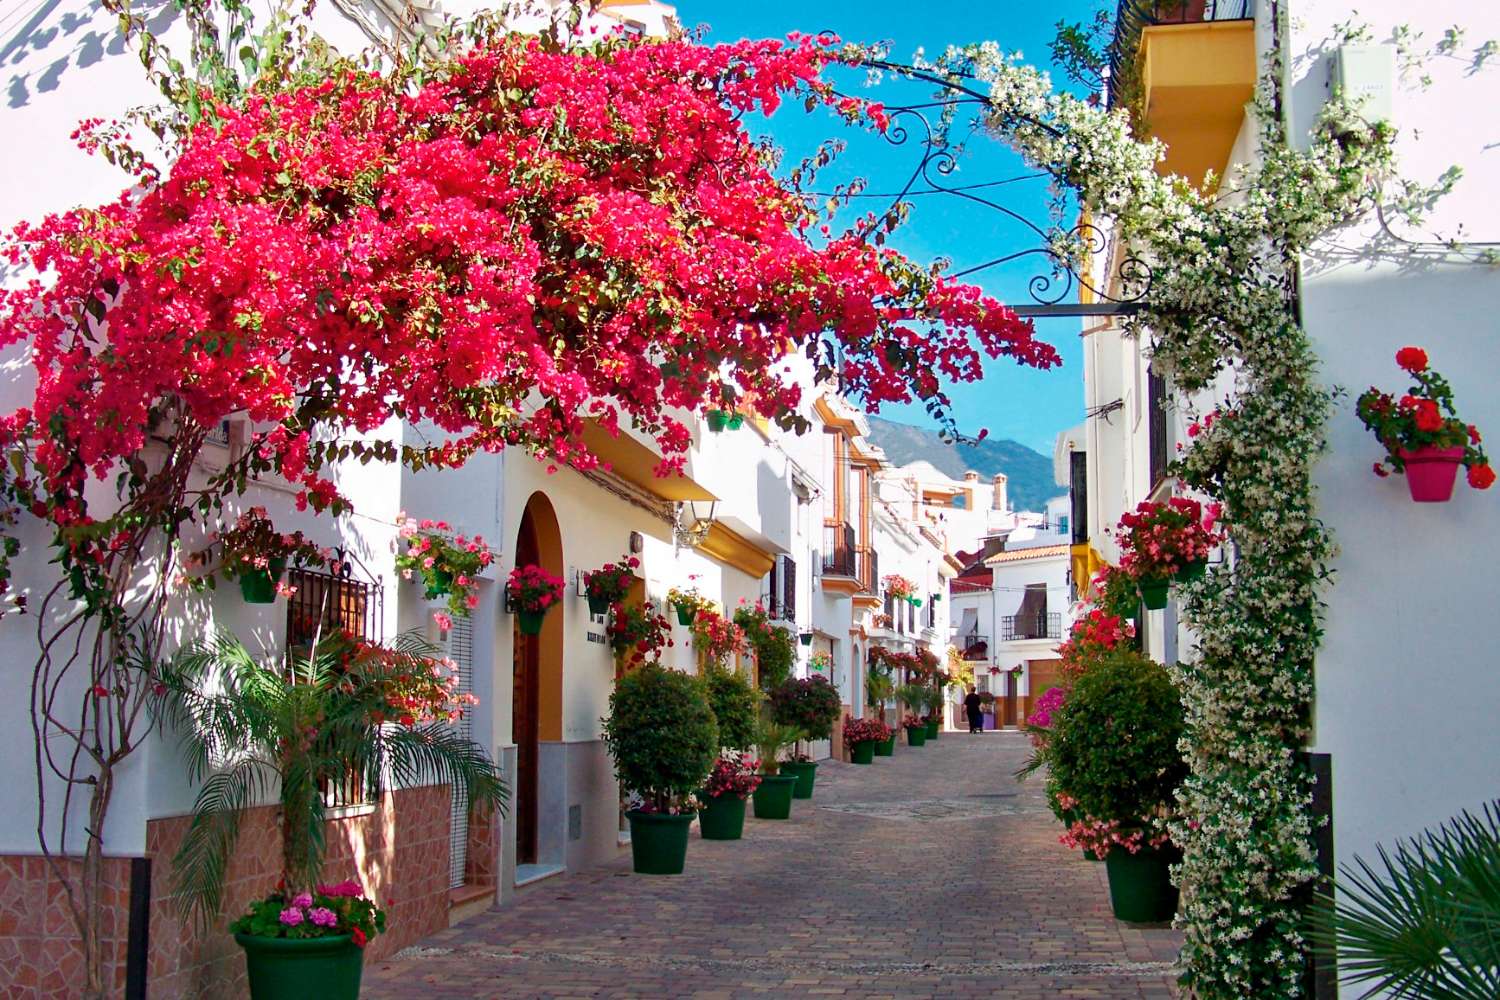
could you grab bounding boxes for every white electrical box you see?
[1332,44,1396,124]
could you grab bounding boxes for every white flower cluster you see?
[933,29,1399,999]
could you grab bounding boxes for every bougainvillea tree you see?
[0,11,1058,993]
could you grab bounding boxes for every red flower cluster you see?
[691,609,747,666]
[842,716,892,749]
[506,564,564,613]
[0,30,1057,550]
[584,554,639,606]
[606,600,673,669]
[1057,609,1135,679]
[1114,498,1220,582]
[1357,348,1491,487]
[702,753,761,799]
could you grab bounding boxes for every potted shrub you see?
[698,753,761,840]
[703,665,761,753]
[667,583,713,626]
[602,662,718,874]
[1114,498,1220,610]
[768,674,842,798]
[901,712,927,747]
[1046,650,1187,923]
[607,600,673,671]
[584,554,638,615]
[508,564,565,635]
[188,506,327,604]
[1358,346,1493,502]
[750,722,801,819]
[394,514,495,616]
[152,631,505,999]
[842,717,891,765]
[690,609,746,670]
[734,602,796,690]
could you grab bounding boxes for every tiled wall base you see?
[0,784,460,999]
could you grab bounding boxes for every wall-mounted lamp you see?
[673,500,717,550]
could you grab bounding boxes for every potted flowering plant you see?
[394,514,494,617]
[900,712,928,747]
[507,564,565,635]
[667,582,713,626]
[705,408,745,433]
[602,663,717,874]
[584,554,638,615]
[607,600,673,670]
[749,722,801,819]
[1114,498,1220,610]
[1059,608,1137,679]
[842,717,891,765]
[1358,346,1493,502]
[190,507,327,603]
[733,601,796,690]
[697,753,761,840]
[1046,650,1187,922]
[882,573,916,601]
[808,650,833,676]
[768,674,842,797]
[152,631,505,999]
[690,609,746,670]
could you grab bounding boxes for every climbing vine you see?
[860,12,1410,994]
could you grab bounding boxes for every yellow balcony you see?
[1138,19,1256,191]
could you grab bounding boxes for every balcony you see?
[957,634,989,661]
[820,521,861,596]
[1001,612,1062,642]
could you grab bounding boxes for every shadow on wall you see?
[4,1,176,110]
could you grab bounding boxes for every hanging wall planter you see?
[1138,577,1170,611]
[1399,445,1465,503]
[799,631,813,647]
[726,413,745,430]
[238,558,287,604]
[587,592,612,616]
[1176,560,1206,583]
[705,410,730,432]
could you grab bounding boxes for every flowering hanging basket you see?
[705,410,731,432]
[517,610,545,635]
[1358,348,1492,503]
[1139,578,1170,611]
[1398,446,1465,503]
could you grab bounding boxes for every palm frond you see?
[172,757,275,925]
[1314,801,1500,1000]
[382,723,509,815]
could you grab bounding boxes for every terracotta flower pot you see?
[1399,445,1465,502]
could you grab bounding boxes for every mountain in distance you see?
[864,415,1062,513]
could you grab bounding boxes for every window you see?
[1148,369,1169,488]
[767,555,796,620]
[447,613,475,889]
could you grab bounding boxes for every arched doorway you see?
[513,492,564,867]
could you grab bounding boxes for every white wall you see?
[1291,0,1500,866]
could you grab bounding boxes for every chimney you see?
[992,473,1008,512]
[962,470,979,511]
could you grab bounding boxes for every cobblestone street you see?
[366,731,1182,999]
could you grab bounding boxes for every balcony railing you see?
[859,546,878,594]
[822,521,857,578]
[958,634,989,661]
[1001,612,1062,642]
[1107,0,1254,107]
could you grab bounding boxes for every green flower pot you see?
[799,632,813,646]
[697,794,747,841]
[925,720,939,740]
[905,726,927,747]
[586,592,612,616]
[1083,848,1101,862]
[1139,577,1170,611]
[235,932,364,1000]
[626,810,696,874]
[237,558,287,604]
[674,604,696,626]
[517,609,545,635]
[1177,560,1206,582]
[424,567,454,600]
[751,775,797,819]
[1104,844,1181,923]
[706,410,730,432]
[780,760,817,799]
[873,734,896,757]
[850,741,876,765]
[726,413,745,430]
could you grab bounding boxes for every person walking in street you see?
[964,686,983,734]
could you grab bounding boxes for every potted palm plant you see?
[750,723,801,820]
[602,662,718,874]
[896,683,929,746]
[151,631,507,1000]
[768,675,842,798]
[1047,650,1186,923]
[865,665,896,756]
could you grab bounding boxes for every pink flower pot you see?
[1400,446,1465,503]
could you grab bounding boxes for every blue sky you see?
[686,1,1099,453]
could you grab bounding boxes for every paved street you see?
[366,730,1181,999]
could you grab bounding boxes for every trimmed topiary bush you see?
[769,674,843,743]
[603,662,718,812]
[1047,650,1186,830]
[703,666,761,752]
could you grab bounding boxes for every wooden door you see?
[1022,658,1064,726]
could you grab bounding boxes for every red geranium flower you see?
[1395,346,1428,373]
[1468,464,1495,490]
